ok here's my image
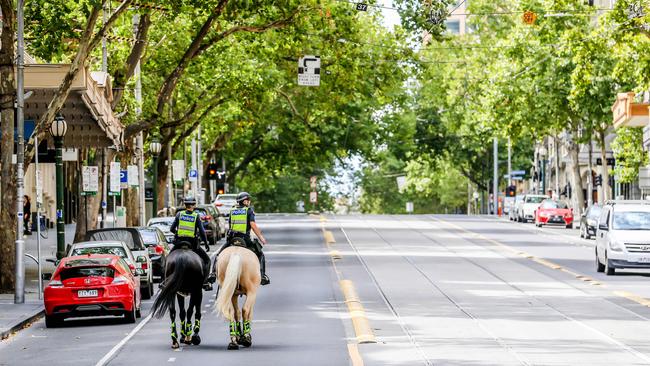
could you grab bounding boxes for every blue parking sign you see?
[120,170,128,183]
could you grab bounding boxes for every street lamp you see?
[150,140,162,217]
[50,115,67,260]
[538,145,548,196]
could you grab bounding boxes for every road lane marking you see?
[339,280,376,344]
[347,343,364,366]
[95,314,153,366]
[330,250,342,259]
[167,358,176,362]
[324,230,336,244]
[614,291,650,307]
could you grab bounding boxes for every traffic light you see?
[216,182,225,195]
[594,175,602,187]
[206,163,218,180]
[506,185,516,197]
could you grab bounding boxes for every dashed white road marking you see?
[94,314,153,366]
[167,357,176,362]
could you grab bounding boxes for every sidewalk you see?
[0,224,76,341]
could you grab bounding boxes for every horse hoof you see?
[172,341,180,349]
[227,342,239,350]
[239,335,252,348]
[191,335,201,345]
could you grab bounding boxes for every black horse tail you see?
[151,253,187,319]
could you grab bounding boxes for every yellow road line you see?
[614,291,650,307]
[347,343,365,366]
[330,250,342,259]
[340,280,377,344]
[324,230,336,244]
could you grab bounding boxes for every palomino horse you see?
[215,243,261,350]
[151,244,205,348]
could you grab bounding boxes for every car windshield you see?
[71,246,126,259]
[525,196,546,204]
[138,229,160,245]
[60,266,114,280]
[613,211,650,230]
[541,200,568,209]
[217,194,237,201]
[150,222,171,230]
[87,230,141,250]
[588,206,602,218]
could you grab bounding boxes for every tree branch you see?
[277,89,307,123]
[112,11,151,108]
[88,0,135,52]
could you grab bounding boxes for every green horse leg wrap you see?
[171,322,177,339]
[180,321,186,337]
[194,319,201,334]
[229,321,240,336]
[184,321,193,337]
[243,320,251,335]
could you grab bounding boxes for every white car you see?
[147,217,175,243]
[517,194,548,222]
[213,193,238,217]
[595,200,650,275]
[66,241,140,274]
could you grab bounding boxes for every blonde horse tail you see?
[215,253,241,320]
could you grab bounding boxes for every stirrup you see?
[261,275,270,286]
[207,272,217,284]
[202,282,214,291]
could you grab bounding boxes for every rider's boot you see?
[260,253,270,286]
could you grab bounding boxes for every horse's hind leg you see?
[170,299,179,349]
[191,290,203,345]
[239,292,257,348]
[227,296,240,350]
[178,295,191,344]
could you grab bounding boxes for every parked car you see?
[199,204,227,240]
[67,241,140,274]
[137,227,171,281]
[580,205,602,239]
[509,195,524,221]
[175,206,221,245]
[213,193,238,217]
[43,254,141,327]
[534,199,574,228]
[84,228,154,299]
[517,194,548,222]
[595,200,650,275]
[147,217,175,243]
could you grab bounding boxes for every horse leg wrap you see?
[243,320,251,335]
[171,322,178,340]
[184,322,193,337]
[194,319,201,335]
[229,321,241,337]
[180,321,186,337]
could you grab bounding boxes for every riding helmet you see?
[237,192,251,203]
[183,196,197,205]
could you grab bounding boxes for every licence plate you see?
[78,289,98,298]
[636,257,650,263]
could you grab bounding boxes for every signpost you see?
[172,160,185,183]
[309,191,318,204]
[109,162,121,194]
[189,169,198,182]
[298,55,321,86]
[81,166,99,196]
[356,3,368,11]
[127,165,139,187]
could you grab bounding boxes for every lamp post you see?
[50,116,67,260]
[150,140,162,217]
[539,145,548,197]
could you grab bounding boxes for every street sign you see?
[310,176,317,189]
[511,170,526,176]
[522,10,537,25]
[120,170,128,189]
[82,166,99,193]
[298,55,321,86]
[511,176,524,181]
[189,169,198,182]
[109,161,121,193]
[406,202,414,213]
[127,165,139,187]
[396,176,407,193]
[172,160,185,183]
[309,191,318,204]
[35,169,43,205]
[356,3,368,11]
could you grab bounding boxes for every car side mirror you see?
[136,256,147,263]
[42,273,52,280]
[45,258,58,265]
[598,224,609,231]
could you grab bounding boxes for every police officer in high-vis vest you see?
[218,192,269,285]
[169,196,216,290]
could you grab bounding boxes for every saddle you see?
[229,237,263,256]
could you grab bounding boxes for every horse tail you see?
[215,253,241,320]
[151,253,187,318]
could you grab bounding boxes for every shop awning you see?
[612,92,650,129]
[23,64,124,148]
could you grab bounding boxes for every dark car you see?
[176,206,221,246]
[83,228,154,299]
[580,204,602,239]
[137,227,170,281]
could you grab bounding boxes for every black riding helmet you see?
[236,192,251,204]
[184,196,197,206]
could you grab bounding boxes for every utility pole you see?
[222,156,228,193]
[555,135,560,198]
[493,137,498,217]
[507,137,512,188]
[14,0,26,304]
[197,125,203,204]
[100,3,108,227]
[167,144,173,208]
[191,137,198,198]
[133,15,145,225]
[587,141,593,207]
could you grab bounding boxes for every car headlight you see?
[609,240,624,252]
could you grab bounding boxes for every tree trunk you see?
[156,146,168,209]
[599,131,610,204]
[569,141,585,215]
[0,0,16,292]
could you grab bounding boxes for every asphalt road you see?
[4,214,650,365]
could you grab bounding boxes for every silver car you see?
[213,193,238,217]
[147,217,175,243]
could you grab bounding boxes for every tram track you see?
[393,215,650,365]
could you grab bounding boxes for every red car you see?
[534,199,574,228]
[43,254,141,328]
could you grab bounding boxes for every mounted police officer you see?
[169,196,216,290]
[216,192,269,285]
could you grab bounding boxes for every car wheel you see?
[605,252,615,276]
[124,297,136,323]
[595,248,605,273]
[45,314,62,328]
[136,306,142,319]
[142,281,152,300]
